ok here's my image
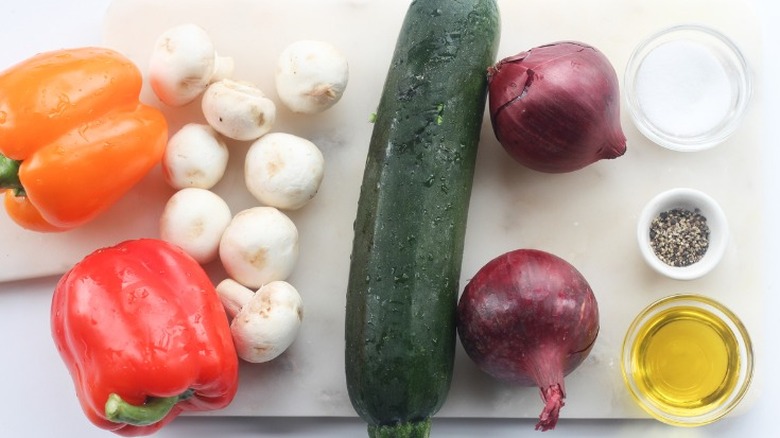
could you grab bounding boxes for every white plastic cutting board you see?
[1,0,764,421]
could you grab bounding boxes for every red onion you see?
[456,249,600,431]
[488,41,626,173]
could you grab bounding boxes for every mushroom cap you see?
[230,281,303,363]
[149,24,233,106]
[218,207,299,288]
[244,132,325,210]
[275,40,349,114]
[202,79,276,141]
[160,187,232,264]
[163,123,229,190]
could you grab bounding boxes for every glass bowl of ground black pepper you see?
[637,188,729,280]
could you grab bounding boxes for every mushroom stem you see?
[212,55,235,83]
[216,279,255,319]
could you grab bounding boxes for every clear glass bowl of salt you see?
[624,24,752,152]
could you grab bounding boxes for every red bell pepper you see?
[51,239,239,436]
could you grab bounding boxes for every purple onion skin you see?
[488,41,627,173]
[456,248,600,430]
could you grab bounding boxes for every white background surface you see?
[0,0,777,437]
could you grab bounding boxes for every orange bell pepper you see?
[0,47,168,232]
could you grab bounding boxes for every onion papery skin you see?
[488,41,627,173]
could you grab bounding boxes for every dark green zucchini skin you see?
[345,0,500,436]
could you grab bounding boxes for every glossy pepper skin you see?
[0,47,167,232]
[51,239,239,436]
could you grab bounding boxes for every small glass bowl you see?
[624,24,752,152]
[637,188,728,280]
[621,294,753,426]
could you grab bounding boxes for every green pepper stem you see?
[0,154,23,195]
[105,389,195,426]
[368,418,432,438]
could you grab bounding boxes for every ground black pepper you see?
[649,208,710,267]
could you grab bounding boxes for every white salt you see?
[635,40,733,138]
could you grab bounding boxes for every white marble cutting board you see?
[0,0,764,421]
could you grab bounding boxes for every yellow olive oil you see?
[628,305,741,418]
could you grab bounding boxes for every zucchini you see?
[344,1,501,437]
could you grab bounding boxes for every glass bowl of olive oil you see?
[621,294,753,426]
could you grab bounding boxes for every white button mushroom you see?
[159,188,232,264]
[219,206,299,289]
[244,132,325,210]
[202,79,276,142]
[216,279,303,363]
[275,40,349,114]
[162,123,229,190]
[148,23,234,107]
